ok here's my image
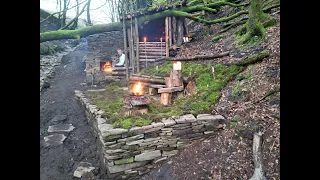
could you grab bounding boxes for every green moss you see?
[230,115,239,128]
[231,81,241,97]
[40,42,64,55]
[212,35,224,42]
[141,62,244,115]
[114,157,134,165]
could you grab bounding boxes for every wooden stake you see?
[165,16,169,57]
[127,28,133,72]
[168,17,172,47]
[134,17,140,72]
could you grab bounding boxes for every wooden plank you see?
[148,84,167,88]
[158,86,184,93]
[131,74,164,79]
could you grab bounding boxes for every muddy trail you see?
[40,46,102,180]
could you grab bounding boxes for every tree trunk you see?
[182,17,189,35]
[61,0,67,27]
[135,17,140,72]
[71,0,80,29]
[172,17,177,45]
[165,17,169,57]
[60,2,88,30]
[176,17,184,46]
[87,0,92,25]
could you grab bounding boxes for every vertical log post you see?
[172,17,177,45]
[122,6,128,80]
[165,16,169,57]
[160,92,171,105]
[127,28,133,75]
[134,18,140,72]
[177,17,184,46]
[169,17,172,47]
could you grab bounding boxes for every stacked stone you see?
[75,90,227,180]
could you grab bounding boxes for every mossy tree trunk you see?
[237,0,269,45]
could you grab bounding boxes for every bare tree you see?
[71,0,80,29]
[60,1,89,30]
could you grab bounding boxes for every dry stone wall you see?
[75,90,227,179]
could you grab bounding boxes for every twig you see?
[253,87,280,104]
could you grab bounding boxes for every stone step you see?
[43,134,66,147]
[47,124,75,133]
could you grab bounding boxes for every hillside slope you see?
[141,4,280,180]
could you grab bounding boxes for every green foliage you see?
[236,73,252,81]
[212,35,224,42]
[151,0,167,8]
[231,81,241,97]
[230,115,239,128]
[40,42,64,55]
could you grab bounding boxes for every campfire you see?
[120,81,151,116]
[132,81,143,96]
[101,61,112,73]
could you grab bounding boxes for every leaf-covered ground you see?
[141,6,280,180]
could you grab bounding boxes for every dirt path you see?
[40,47,102,180]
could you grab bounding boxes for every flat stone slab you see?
[135,150,161,161]
[48,124,75,133]
[73,162,95,178]
[44,134,66,146]
[197,114,225,121]
[50,115,67,122]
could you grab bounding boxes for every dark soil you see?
[40,46,103,180]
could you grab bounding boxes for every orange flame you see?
[103,62,112,73]
[133,81,143,96]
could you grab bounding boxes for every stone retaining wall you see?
[75,90,227,179]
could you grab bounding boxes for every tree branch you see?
[60,2,88,30]
[40,0,88,24]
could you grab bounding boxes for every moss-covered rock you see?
[114,157,134,165]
